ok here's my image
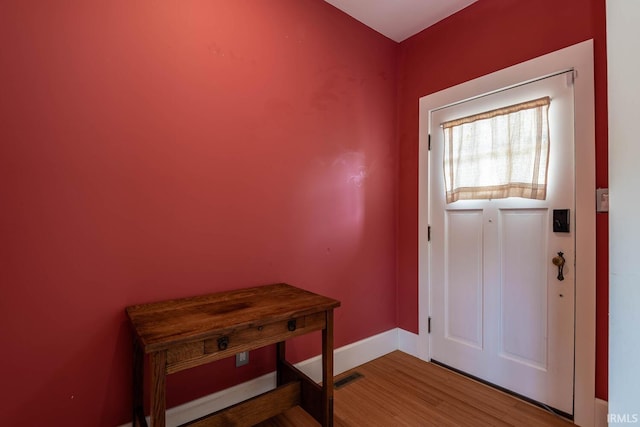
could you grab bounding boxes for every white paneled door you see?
[429,72,575,414]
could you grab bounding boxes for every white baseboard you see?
[398,328,419,357]
[296,328,399,383]
[594,398,608,427]
[119,327,403,427]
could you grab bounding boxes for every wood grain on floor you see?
[256,351,574,427]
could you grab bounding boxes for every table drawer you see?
[166,311,326,374]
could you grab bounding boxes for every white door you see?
[429,71,575,414]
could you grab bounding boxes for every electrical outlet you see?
[235,351,249,367]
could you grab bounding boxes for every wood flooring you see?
[256,351,574,427]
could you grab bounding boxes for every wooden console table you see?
[126,283,340,427]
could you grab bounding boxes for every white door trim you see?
[417,40,596,427]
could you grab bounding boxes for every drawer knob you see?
[217,336,229,351]
[287,319,297,332]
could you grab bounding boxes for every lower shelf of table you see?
[134,359,330,427]
[182,381,301,427]
[256,405,321,426]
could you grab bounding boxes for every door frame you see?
[417,40,596,427]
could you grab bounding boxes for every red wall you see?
[0,1,398,425]
[0,1,610,424]
[396,0,609,400]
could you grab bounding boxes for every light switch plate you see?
[596,188,609,212]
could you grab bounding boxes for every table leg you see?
[276,341,286,386]
[132,339,144,427]
[322,310,334,427]
[150,351,167,427]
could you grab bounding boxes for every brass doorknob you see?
[552,252,565,281]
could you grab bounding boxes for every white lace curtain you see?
[442,96,551,204]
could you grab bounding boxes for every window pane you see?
[442,97,550,203]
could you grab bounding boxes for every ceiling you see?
[324,0,478,42]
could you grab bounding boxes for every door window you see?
[442,97,551,203]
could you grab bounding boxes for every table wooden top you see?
[126,283,340,353]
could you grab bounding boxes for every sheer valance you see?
[442,97,551,204]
